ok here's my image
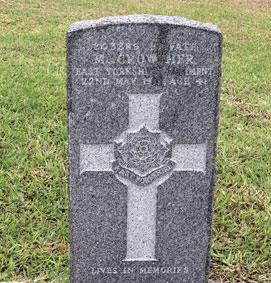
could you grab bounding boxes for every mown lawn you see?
[0,0,270,282]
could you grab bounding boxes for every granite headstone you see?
[67,15,222,283]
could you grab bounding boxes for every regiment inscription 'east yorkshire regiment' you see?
[67,15,222,283]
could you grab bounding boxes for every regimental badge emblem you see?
[112,126,175,186]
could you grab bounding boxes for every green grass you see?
[0,0,270,282]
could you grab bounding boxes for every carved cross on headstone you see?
[80,92,207,261]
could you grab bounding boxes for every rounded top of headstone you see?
[67,14,221,34]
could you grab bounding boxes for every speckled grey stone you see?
[67,14,222,283]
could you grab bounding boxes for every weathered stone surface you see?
[67,14,222,283]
